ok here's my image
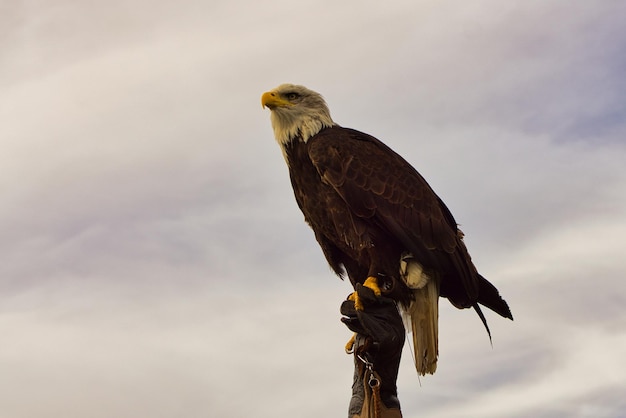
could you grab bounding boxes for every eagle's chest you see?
[285,141,367,253]
[287,149,342,228]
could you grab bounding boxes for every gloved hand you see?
[341,283,405,418]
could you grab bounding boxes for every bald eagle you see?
[262,84,512,375]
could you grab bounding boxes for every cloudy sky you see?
[2,1,626,417]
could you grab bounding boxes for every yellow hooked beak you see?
[261,91,294,109]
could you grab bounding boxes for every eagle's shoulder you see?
[307,126,404,183]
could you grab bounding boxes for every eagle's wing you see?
[308,127,480,304]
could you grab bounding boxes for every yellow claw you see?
[349,277,381,311]
[348,290,364,311]
[345,333,356,354]
[345,277,380,353]
[363,276,381,296]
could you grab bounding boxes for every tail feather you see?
[402,278,439,375]
[477,274,514,320]
[473,303,492,345]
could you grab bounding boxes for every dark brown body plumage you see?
[285,125,512,321]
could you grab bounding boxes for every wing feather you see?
[309,127,456,252]
[308,126,483,305]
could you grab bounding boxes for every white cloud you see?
[1,0,625,417]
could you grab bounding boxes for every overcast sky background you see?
[2,1,626,417]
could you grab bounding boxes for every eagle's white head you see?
[261,84,335,147]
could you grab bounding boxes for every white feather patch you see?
[399,253,431,289]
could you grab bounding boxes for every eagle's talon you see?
[349,290,364,311]
[345,333,356,354]
[349,277,381,311]
[363,276,381,296]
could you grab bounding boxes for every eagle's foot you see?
[343,277,381,353]
[348,276,381,311]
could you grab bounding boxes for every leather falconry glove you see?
[341,283,405,418]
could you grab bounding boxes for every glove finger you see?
[356,283,398,309]
[340,316,368,335]
[340,299,357,316]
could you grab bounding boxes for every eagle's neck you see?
[270,110,334,148]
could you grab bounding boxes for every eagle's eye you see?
[286,92,300,101]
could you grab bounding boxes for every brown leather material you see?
[351,369,402,418]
